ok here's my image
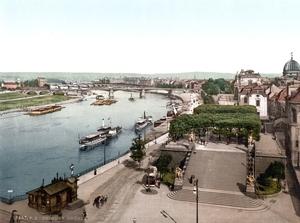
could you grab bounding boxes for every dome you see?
[283,53,300,74]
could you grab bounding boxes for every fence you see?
[0,150,130,205]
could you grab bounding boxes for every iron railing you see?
[0,150,130,205]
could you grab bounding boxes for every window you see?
[244,97,248,103]
[256,100,260,106]
[292,108,297,123]
[296,140,299,148]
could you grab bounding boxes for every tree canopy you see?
[155,153,172,174]
[202,78,234,95]
[169,105,261,141]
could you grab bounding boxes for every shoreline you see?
[0,96,82,116]
[0,92,192,201]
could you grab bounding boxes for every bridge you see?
[19,86,186,99]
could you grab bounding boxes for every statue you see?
[246,174,255,185]
[248,136,254,146]
[175,167,183,179]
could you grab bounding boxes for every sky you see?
[1,0,300,74]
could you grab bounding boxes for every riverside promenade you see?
[1,123,300,222]
[1,93,300,222]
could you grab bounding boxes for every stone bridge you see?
[20,87,184,98]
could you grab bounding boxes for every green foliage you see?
[169,105,261,141]
[53,91,65,95]
[256,161,285,195]
[0,95,71,111]
[23,79,38,87]
[0,92,26,100]
[194,105,257,114]
[201,91,215,104]
[264,161,285,181]
[40,91,49,95]
[162,172,175,186]
[129,134,146,167]
[256,178,281,195]
[27,91,37,96]
[202,78,234,95]
[156,153,172,174]
[155,83,184,88]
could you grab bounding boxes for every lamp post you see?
[193,179,199,223]
[70,163,74,177]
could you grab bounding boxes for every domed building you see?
[283,52,300,77]
[275,53,300,86]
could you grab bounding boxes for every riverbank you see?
[0,92,195,222]
[0,96,82,115]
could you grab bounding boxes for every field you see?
[0,92,72,111]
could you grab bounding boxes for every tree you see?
[129,134,146,169]
[156,153,172,174]
[169,105,261,142]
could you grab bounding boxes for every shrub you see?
[162,172,175,187]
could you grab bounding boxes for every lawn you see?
[0,92,30,100]
[0,95,72,111]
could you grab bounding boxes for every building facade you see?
[27,177,78,214]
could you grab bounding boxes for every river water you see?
[0,90,177,198]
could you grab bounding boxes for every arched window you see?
[256,100,260,107]
[292,108,297,123]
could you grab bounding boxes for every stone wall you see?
[255,155,286,177]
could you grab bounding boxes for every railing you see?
[0,150,130,205]
[0,194,28,205]
[76,150,130,177]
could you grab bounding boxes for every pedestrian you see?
[58,211,62,221]
[83,210,87,219]
[157,180,161,189]
[94,169,97,175]
[133,217,137,223]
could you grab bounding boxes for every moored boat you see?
[91,99,117,106]
[154,116,167,127]
[79,132,107,151]
[98,118,122,138]
[106,126,122,138]
[27,105,63,116]
[96,95,105,100]
[129,93,135,101]
[134,111,152,132]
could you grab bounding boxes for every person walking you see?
[133,217,137,223]
[83,209,87,219]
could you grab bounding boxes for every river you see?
[0,90,178,198]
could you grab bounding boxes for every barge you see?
[27,105,63,116]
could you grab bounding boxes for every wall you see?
[255,155,286,177]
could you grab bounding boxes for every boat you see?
[27,105,63,115]
[79,131,107,151]
[91,99,117,106]
[129,93,135,101]
[106,126,122,138]
[154,116,167,127]
[134,111,153,132]
[97,118,122,139]
[96,95,105,100]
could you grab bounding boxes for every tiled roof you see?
[288,88,300,103]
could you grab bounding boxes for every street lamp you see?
[70,163,74,177]
[193,179,199,223]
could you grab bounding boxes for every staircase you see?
[167,189,268,211]
[66,199,85,210]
